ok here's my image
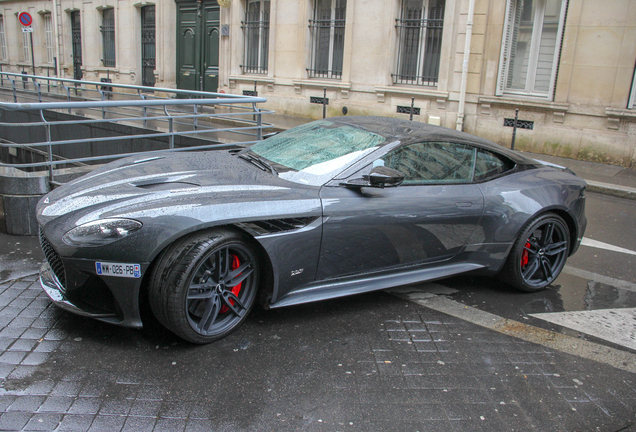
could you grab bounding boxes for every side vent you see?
[236,217,319,236]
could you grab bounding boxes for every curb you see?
[586,180,636,201]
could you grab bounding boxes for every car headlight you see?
[62,218,142,246]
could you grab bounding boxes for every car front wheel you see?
[502,213,570,292]
[149,229,259,344]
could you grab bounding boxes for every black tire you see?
[148,229,259,344]
[502,213,570,292]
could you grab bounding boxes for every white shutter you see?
[496,0,516,96]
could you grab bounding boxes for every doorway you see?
[176,1,220,92]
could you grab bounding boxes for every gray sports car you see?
[36,116,587,343]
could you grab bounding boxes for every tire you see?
[148,229,259,344]
[502,213,570,292]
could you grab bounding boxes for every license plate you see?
[96,262,141,278]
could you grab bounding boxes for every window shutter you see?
[496,0,516,96]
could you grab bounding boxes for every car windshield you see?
[247,120,386,185]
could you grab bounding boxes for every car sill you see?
[270,262,485,308]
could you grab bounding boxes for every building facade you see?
[0,0,635,166]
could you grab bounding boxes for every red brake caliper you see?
[521,242,531,267]
[220,255,243,313]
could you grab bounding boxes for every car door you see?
[317,141,485,280]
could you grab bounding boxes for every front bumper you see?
[40,261,118,321]
[39,260,145,328]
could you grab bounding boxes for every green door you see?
[203,5,220,92]
[176,1,220,92]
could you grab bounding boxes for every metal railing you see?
[0,72,272,187]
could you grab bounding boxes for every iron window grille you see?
[504,118,534,129]
[0,16,6,61]
[307,0,346,79]
[71,11,83,80]
[141,5,156,87]
[397,105,420,115]
[241,0,270,74]
[100,8,116,67]
[44,14,54,64]
[393,0,445,87]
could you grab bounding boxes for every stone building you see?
[0,0,635,166]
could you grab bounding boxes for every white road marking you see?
[581,237,636,256]
[530,308,636,351]
[404,293,636,373]
[562,266,636,292]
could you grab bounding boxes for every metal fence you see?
[0,72,272,187]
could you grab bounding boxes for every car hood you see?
[36,150,314,226]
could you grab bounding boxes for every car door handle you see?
[456,202,473,208]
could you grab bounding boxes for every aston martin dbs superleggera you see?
[37,116,587,343]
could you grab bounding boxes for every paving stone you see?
[0,411,33,430]
[122,416,156,432]
[68,397,102,415]
[87,414,126,432]
[51,380,82,397]
[154,417,187,432]
[57,414,96,432]
[23,412,62,431]
[38,395,74,412]
[21,352,50,366]
[7,395,46,412]
[98,398,133,416]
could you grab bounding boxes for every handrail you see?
[0,72,273,187]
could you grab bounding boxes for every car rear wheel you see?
[502,213,570,292]
[148,229,259,344]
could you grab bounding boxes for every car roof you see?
[325,116,535,165]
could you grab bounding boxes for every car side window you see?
[380,142,476,185]
[473,149,514,182]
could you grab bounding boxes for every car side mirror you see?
[365,166,405,188]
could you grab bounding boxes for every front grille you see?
[39,227,66,289]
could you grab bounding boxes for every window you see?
[473,149,514,181]
[382,142,476,184]
[0,16,6,61]
[393,0,445,86]
[141,5,156,86]
[241,0,270,74]
[308,0,346,79]
[43,13,54,63]
[497,0,567,99]
[100,8,115,67]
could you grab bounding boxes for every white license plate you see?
[95,262,141,278]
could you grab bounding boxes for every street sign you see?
[18,12,36,76]
[18,12,33,27]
